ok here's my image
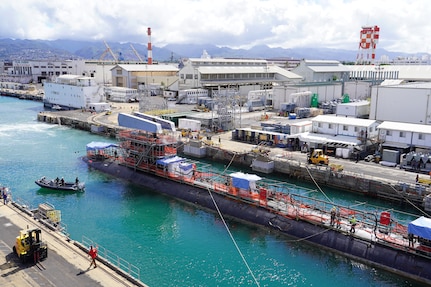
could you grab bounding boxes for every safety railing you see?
[81,235,140,280]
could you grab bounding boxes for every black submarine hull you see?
[85,157,431,285]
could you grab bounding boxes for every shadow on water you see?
[35,188,85,198]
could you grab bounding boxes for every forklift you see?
[13,228,48,263]
[307,148,329,165]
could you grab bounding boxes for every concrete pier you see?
[0,202,148,287]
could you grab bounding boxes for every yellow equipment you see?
[13,228,48,263]
[418,178,431,186]
[307,149,329,165]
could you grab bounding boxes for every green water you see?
[0,96,426,286]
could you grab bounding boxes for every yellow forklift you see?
[13,228,48,263]
[307,149,329,165]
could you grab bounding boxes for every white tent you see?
[408,216,431,240]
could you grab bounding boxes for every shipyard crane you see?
[99,40,118,62]
[130,44,144,63]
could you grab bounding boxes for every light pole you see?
[373,65,384,120]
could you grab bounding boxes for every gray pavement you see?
[0,203,146,287]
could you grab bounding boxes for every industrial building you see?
[110,64,179,91]
[377,121,431,151]
[178,55,302,96]
[369,82,431,124]
[290,60,350,83]
[43,74,106,110]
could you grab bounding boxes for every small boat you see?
[35,176,85,192]
[52,105,62,110]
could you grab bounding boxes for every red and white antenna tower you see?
[356,25,380,65]
[147,27,153,65]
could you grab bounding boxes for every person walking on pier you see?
[1,188,7,204]
[88,245,98,269]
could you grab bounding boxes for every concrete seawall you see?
[37,109,429,209]
[204,144,428,208]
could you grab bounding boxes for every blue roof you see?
[86,142,118,151]
[408,216,431,240]
[156,156,184,166]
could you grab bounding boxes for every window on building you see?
[318,122,322,128]
[116,69,122,75]
[354,126,359,132]
[400,131,405,138]
[343,125,348,131]
[418,133,424,140]
[386,130,392,136]
[328,123,333,129]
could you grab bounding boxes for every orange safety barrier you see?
[393,222,407,235]
[229,187,238,196]
[214,183,228,192]
[251,193,259,201]
[340,208,355,216]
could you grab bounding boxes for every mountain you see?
[0,38,414,63]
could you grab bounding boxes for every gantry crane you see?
[130,44,144,63]
[99,40,118,62]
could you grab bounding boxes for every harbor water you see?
[0,96,426,287]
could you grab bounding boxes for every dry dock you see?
[0,202,148,287]
[36,103,431,209]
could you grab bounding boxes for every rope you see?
[204,151,261,286]
[207,187,260,287]
[389,185,431,217]
[268,219,331,242]
[305,165,333,203]
[292,227,332,242]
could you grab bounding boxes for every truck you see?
[13,228,48,263]
[307,149,329,165]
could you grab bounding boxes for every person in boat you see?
[55,177,60,185]
[349,215,357,233]
[60,177,65,186]
[75,177,79,185]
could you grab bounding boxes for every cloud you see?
[1,0,430,54]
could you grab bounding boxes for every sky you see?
[1,0,430,54]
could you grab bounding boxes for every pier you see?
[0,201,148,287]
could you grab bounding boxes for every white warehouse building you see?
[43,75,105,109]
[370,82,431,125]
[377,121,431,151]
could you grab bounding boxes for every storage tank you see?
[311,93,319,107]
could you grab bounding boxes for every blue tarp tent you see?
[229,172,261,190]
[86,142,118,151]
[156,156,184,166]
[408,216,431,240]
